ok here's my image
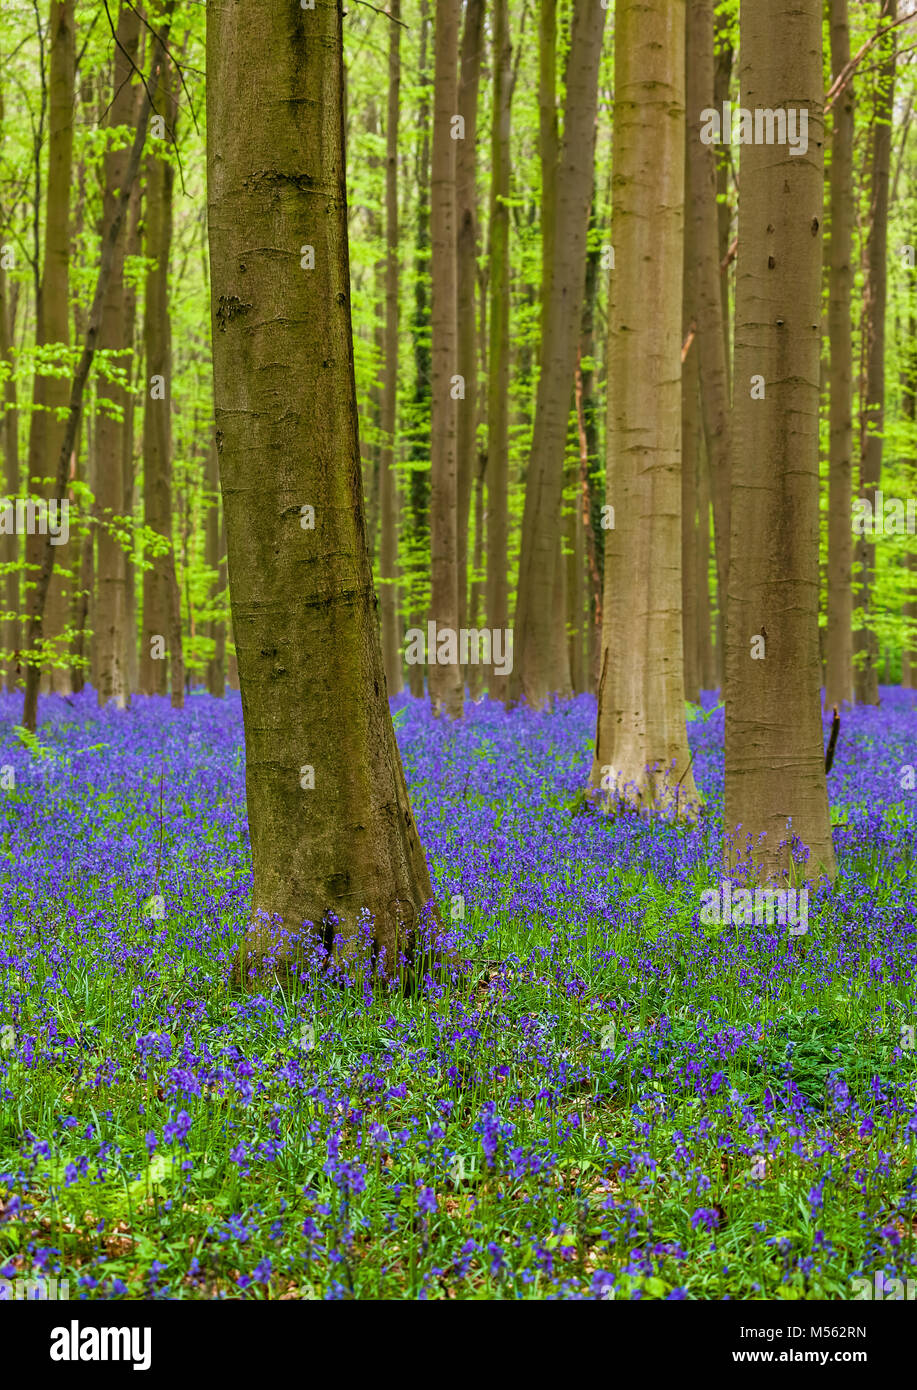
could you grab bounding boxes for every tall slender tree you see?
[486,0,512,704]
[94,0,141,708]
[207,0,436,977]
[0,80,20,692]
[686,0,731,666]
[456,0,483,644]
[855,0,896,706]
[24,0,75,695]
[428,0,464,717]
[724,0,836,885]
[379,0,403,696]
[825,0,855,708]
[511,0,605,710]
[205,439,225,697]
[406,0,432,699]
[140,55,183,706]
[589,0,700,818]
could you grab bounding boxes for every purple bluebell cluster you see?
[0,685,915,1299]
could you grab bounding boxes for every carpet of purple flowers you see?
[0,686,915,1299]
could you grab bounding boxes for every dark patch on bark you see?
[216,295,253,332]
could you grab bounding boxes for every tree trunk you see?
[407,0,432,700]
[713,0,733,394]
[121,176,142,698]
[511,0,605,709]
[825,0,855,708]
[20,5,173,733]
[456,0,483,647]
[724,0,836,886]
[687,0,731,682]
[566,401,586,693]
[140,56,182,704]
[24,0,75,696]
[428,0,464,717]
[379,1,403,698]
[589,0,700,818]
[206,0,437,978]
[94,0,141,709]
[206,439,225,697]
[854,0,896,706]
[697,436,716,690]
[0,74,20,691]
[580,187,603,694]
[682,324,700,705]
[902,310,917,687]
[486,0,512,704]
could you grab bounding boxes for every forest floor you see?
[0,687,915,1299]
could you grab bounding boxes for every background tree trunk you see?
[140,57,181,702]
[407,0,432,700]
[24,0,75,696]
[205,438,225,697]
[0,73,21,692]
[511,0,605,709]
[724,0,836,886]
[687,0,731,684]
[456,0,483,648]
[486,0,512,704]
[589,0,700,818]
[379,0,403,698]
[825,0,855,708]
[94,0,141,709]
[207,0,436,976]
[428,0,464,717]
[855,0,896,705]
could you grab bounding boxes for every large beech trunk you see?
[589,0,700,819]
[206,0,437,979]
[724,0,836,885]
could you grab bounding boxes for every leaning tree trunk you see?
[24,0,75,697]
[589,0,700,819]
[486,0,512,704]
[825,0,855,708]
[511,0,605,710]
[379,0,403,698]
[206,0,437,979]
[724,0,836,886]
[140,57,182,705]
[854,0,896,706]
[94,0,141,709]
